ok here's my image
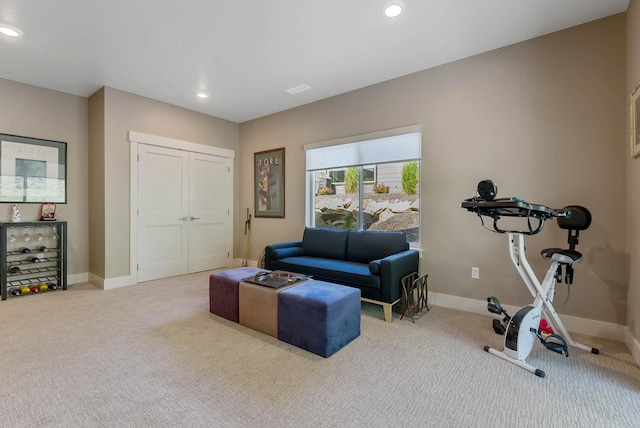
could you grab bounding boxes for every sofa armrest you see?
[264,241,302,269]
[368,260,381,275]
[378,250,420,303]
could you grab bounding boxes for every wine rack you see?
[0,221,67,300]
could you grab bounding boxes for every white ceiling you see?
[0,0,630,123]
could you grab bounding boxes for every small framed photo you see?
[631,82,640,158]
[40,203,56,221]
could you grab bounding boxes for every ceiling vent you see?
[286,84,311,95]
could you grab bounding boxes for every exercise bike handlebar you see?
[461,197,570,235]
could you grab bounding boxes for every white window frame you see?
[304,125,421,247]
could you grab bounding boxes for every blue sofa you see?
[264,227,419,322]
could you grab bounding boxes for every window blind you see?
[305,130,421,171]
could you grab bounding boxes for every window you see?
[326,166,376,185]
[304,126,421,246]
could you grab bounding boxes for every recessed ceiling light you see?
[0,25,22,37]
[384,1,405,18]
[286,84,311,95]
[195,91,209,99]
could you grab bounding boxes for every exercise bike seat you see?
[540,248,582,264]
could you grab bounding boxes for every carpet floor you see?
[0,270,638,427]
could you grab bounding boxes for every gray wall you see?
[240,14,628,325]
[0,78,89,278]
[89,87,240,280]
[88,88,106,279]
[0,9,634,347]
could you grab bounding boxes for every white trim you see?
[67,272,89,285]
[129,131,235,287]
[128,131,235,158]
[305,171,314,226]
[303,124,421,152]
[130,141,138,286]
[232,257,257,268]
[625,329,640,367]
[428,291,627,343]
[88,272,135,290]
[87,272,104,289]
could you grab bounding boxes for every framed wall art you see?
[254,147,285,218]
[0,133,67,203]
[631,82,640,158]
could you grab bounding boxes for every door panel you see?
[137,144,230,282]
[137,145,189,282]
[188,152,229,272]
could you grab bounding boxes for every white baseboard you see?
[625,329,640,367]
[68,272,88,285]
[429,291,627,342]
[232,258,258,268]
[87,272,136,290]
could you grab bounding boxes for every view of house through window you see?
[305,128,421,246]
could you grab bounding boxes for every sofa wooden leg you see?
[361,297,400,322]
[383,304,393,323]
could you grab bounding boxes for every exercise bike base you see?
[568,340,600,355]
[484,345,545,378]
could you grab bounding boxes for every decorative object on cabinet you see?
[0,133,67,203]
[40,203,56,220]
[11,204,20,222]
[0,221,67,300]
[254,147,285,218]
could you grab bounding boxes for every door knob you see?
[190,217,201,221]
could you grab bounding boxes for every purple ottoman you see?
[278,280,361,358]
[209,267,266,322]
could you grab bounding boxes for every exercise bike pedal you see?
[541,333,569,357]
[492,319,506,335]
[487,296,504,315]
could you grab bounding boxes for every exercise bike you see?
[461,180,599,377]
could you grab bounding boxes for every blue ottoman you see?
[278,280,361,357]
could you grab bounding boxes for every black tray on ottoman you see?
[243,271,310,288]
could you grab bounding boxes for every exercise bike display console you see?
[461,180,599,378]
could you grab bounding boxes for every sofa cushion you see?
[302,228,348,260]
[346,230,409,264]
[269,256,381,290]
[270,247,304,260]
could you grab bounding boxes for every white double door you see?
[137,144,230,282]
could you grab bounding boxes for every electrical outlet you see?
[472,267,480,279]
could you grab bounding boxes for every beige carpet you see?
[1,270,639,427]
